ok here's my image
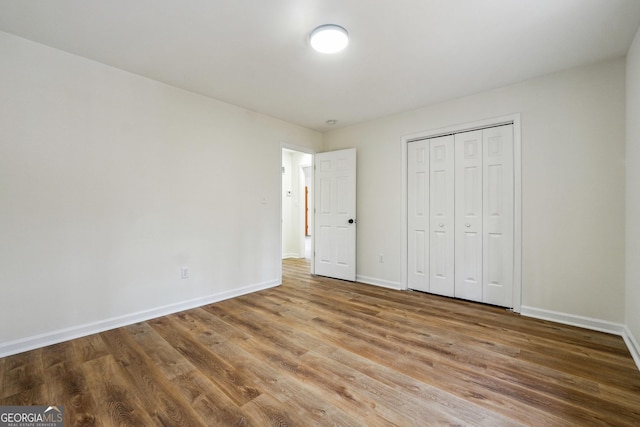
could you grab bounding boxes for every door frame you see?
[400,114,522,313]
[280,143,316,283]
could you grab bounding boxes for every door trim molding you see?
[401,114,522,312]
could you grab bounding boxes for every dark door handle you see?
[348,218,355,224]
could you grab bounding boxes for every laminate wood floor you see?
[2,258,640,426]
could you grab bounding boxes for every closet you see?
[407,124,514,308]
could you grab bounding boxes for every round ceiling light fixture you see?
[310,24,349,54]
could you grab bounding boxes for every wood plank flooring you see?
[2,258,640,426]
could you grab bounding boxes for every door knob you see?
[465,223,471,228]
[348,218,355,224]
[439,223,444,227]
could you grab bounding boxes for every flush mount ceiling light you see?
[310,24,349,54]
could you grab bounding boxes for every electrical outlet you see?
[181,267,189,279]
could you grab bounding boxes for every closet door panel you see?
[407,140,429,292]
[455,130,483,302]
[483,125,514,307]
[429,135,455,297]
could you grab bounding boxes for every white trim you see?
[505,306,640,372]
[356,275,403,290]
[511,117,522,313]
[402,115,520,143]
[623,326,640,371]
[401,133,408,292]
[401,114,522,312]
[400,136,411,290]
[520,305,626,335]
[282,253,302,259]
[0,279,279,358]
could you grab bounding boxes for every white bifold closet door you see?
[407,139,429,293]
[454,130,483,302]
[408,124,514,308]
[429,135,455,297]
[407,139,429,292]
[481,126,514,306]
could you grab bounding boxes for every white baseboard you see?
[282,253,301,259]
[356,275,402,290]
[0,279,280,358]
[520,306,640,372]
[623,326,640,371]
[520,306,626,335]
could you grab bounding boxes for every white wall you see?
[0,26,633,357]
[323,59,626,324]
[281,150,296,258]
[0,31,322,353]
[626,27,640,359]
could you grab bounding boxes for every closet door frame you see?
[401,114,522,313]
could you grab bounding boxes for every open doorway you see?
[282,148,313,265]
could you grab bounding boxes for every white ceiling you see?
[1,0,639,132]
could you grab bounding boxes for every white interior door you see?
[455,130,483,301]
[407,140,429,292]
[314,148,356,281]
[482,125,514,306]
[429,135,455,297]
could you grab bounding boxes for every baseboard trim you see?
[520,306,640,372]
[0,279,280,358]
[520,305,626,335]
[623,326,640,371]
[356,275,402,290]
